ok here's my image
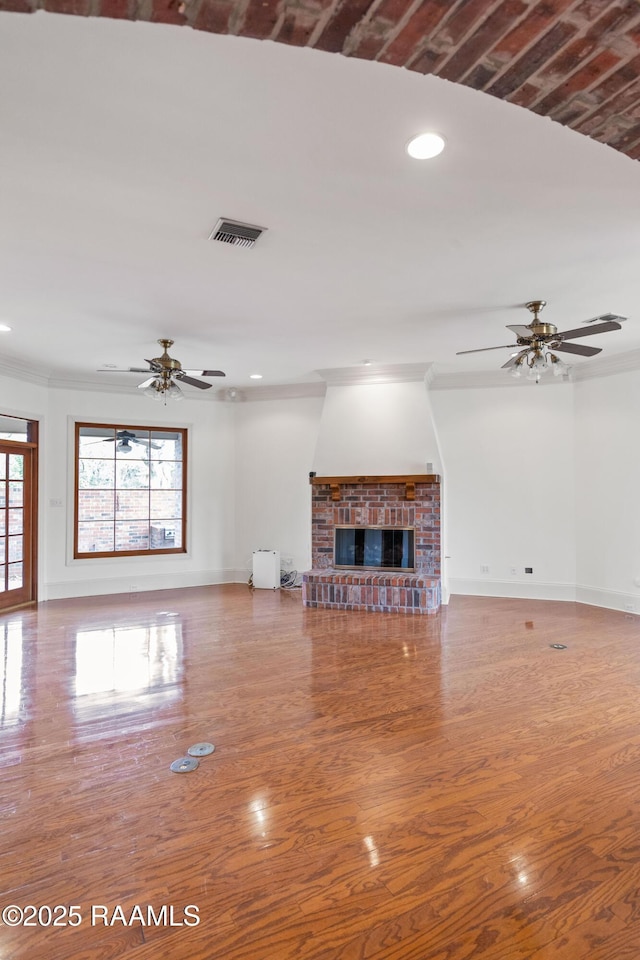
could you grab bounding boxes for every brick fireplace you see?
[302,475,441,615]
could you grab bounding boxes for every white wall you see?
[2,368,638,610]
[42,386,236,599]
[312,381,443,475]
[0,377,48,416]
[431,381,576,600]
[574,369,640,613]
[0,377,236,600]
[232,395,325,578]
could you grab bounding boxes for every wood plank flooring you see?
[1,585,640,959]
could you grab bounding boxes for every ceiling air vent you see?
[583,312,627,324]
[209,218,266,249]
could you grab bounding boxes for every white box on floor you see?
[252,550,280,589]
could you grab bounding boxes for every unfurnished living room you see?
[1,2,640,958]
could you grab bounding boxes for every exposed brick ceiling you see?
[3,0,640,160]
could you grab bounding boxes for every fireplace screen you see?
[334,526,415,571]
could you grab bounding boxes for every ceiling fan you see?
[98,339,225,399]
[88,430,162,456]
[88,430,162,454]
[457,301,625,381]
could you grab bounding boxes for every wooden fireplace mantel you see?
[310,474,440,502]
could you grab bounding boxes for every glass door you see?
[0,445,35,608]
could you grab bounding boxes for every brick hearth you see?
[302,475,441,615]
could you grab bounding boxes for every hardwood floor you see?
[2,585,640,959]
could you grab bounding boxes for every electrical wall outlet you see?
[509,566,517,576]
[480,564,489,574]
[525,567,533,574]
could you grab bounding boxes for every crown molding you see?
[0,356,50,387]
[214,381,326,402]
[430,369,571,390]
[41,375,327,402]
[49,375,143,394]
[47,375,224,399]
[432,347,640,389]
[315,362,434,386]
[5,348,640,399]
[570,347,640,381]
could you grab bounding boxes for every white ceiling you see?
[2,11,640,395]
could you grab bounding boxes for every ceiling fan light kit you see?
[457,299,624,383]
[98,339,225,402]
[510,347,568,382]
[143,379,184,402]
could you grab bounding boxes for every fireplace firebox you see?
[334,526,415,571]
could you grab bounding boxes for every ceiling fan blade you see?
[553,320,622,340]
[129,436,162,448]
[501,350,528,369]
[137,377,156,389]
[506,324,534,337]
[183,369,226,377]
[583,312,627,324]
[456,343,521,355]
[98,367,154,374]
[175,372,213,389]
[549,341,602,357]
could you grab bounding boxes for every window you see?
[74,423,186,558]
[0,414,33,443]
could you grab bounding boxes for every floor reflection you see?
[74,620,183,715]
[0,618,23,726]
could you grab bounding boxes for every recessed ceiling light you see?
[0,324,12,333]
[249,373,263,380]
[406,132,445,160]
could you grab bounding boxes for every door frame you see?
[0,425,38,608]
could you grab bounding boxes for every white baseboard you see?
[42,568,248,601]
[40,574,639,615]
[449,578,576,602]
[575,584,639,615]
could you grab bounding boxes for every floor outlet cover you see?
[188,742,216,757]
[170,757,200,773]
